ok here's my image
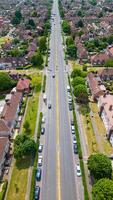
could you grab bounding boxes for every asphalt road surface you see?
[41,0,84,200]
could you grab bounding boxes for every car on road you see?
[52,73,55,78]
[36,168,42,181]
[71,125,75,134]
[71,120,74,126]
[67,85,70,92]
[48,103,51,109]
[38,156,42,167]
[69,103,73,111]
[73,136,77,144]
[73,144,78,154]
[35,186,40,200]
[38,144,43,153]
[76,163,81,177]
[41,127,45,135]
[42,116,46,123]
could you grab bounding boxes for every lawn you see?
[23,73,42,138]
[90,102,113,155]
[69,60,83,70]
[80,105,98,155]
[6,71,42,200]
[6,158,30,200]
[0,36,12,47]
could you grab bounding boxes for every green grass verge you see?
[0,180,8,200]
[42,75,46,93]
[68,74,89,200]
[30,112,43,200]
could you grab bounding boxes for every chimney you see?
[109,105,112,111]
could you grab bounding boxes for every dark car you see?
[48,103,51,109]
[69,103,73,111]
[35,186,40,200]
[52,74,55,78]
[36,168,42,181]
[71,119,74,126]
[73,144,78,154]
[41,127,45,135]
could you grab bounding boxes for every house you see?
[1,90,22,134]
[87,73,106,101]
[98,68,113,81]
[0,136,9,177]
[90,53,110,66]
[98,94,113,146]
[0,119,10,137]
[16,78,30,94]
[107,46,113,58]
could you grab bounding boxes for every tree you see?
[72,76,85,87]
[0,72,16,92]
[31,51,44,68]
[26,19,36,29]
[39,36,47,53]
[92,179,113,200]
[87,153,112,180]
[71,69,87,78]
[23,121,31,134]
[66,36,74,46]
[104,59,113,67]
[15,10,22,20]
[77,20,84,28]
[14,134,36,159]
[73,84,88,104]
[67,44,77,58]
[12,10,22,25]
[62,20,70,34]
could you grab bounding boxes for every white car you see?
[42,116,45,123]
[71,125,75,134]
[76,164,81,177]
[38,145,43,153]
[38,158,42,167]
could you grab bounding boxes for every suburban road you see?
[41,0,84,200]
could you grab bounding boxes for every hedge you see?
[30,112,43,200]
[42,75,46,93]
[0,180,8,200]
[68,74,89,200]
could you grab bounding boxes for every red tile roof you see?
[16,78,30,92]
[0,137,9,161]
[0,119,10,132]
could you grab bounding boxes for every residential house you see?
[107,46,113,58]
[98,68,113,81]
[90,53,110,66]
[0,137,9,177]
[16,78,30,94]
[87,73,106,101]
[98,94,113,146]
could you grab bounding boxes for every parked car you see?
[71,120,74,126]
[36,168,42,181]
[38,158,42,167]
[48,103,51,109]
[69,103,73,111]
[42,116,45,123]
[71,125,75,134]
[35,186,40,200]
[73,136,77,144]
[73,144,78,154]
[76,163,81,177]
[38,144,43,153]
[41,127,45,135]
[52,74,55,78]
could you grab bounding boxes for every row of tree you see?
[88,153,113,199]
[71,69,88,104]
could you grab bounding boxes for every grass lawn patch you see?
[6,157,30,200]
[90,102,112,155]
[69,60,83,70]
[23,73,42,138]
[79,104,98,154]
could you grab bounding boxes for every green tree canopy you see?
[26,19,36,29]
[14,134,36,159]
[77,20,84,28]
[73,84,88,103]
[72,76,85,87]
[0,72,16,92]
[92,178,113,200]
[104,59,113,67]
[87,153,112,180]
[66,36,74,46]
[62,20,70,34]
[39,36,47,53]
[12,10,22,25]
[31,50,44,69]
[67,44,77,58]
[71,69,87,78]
